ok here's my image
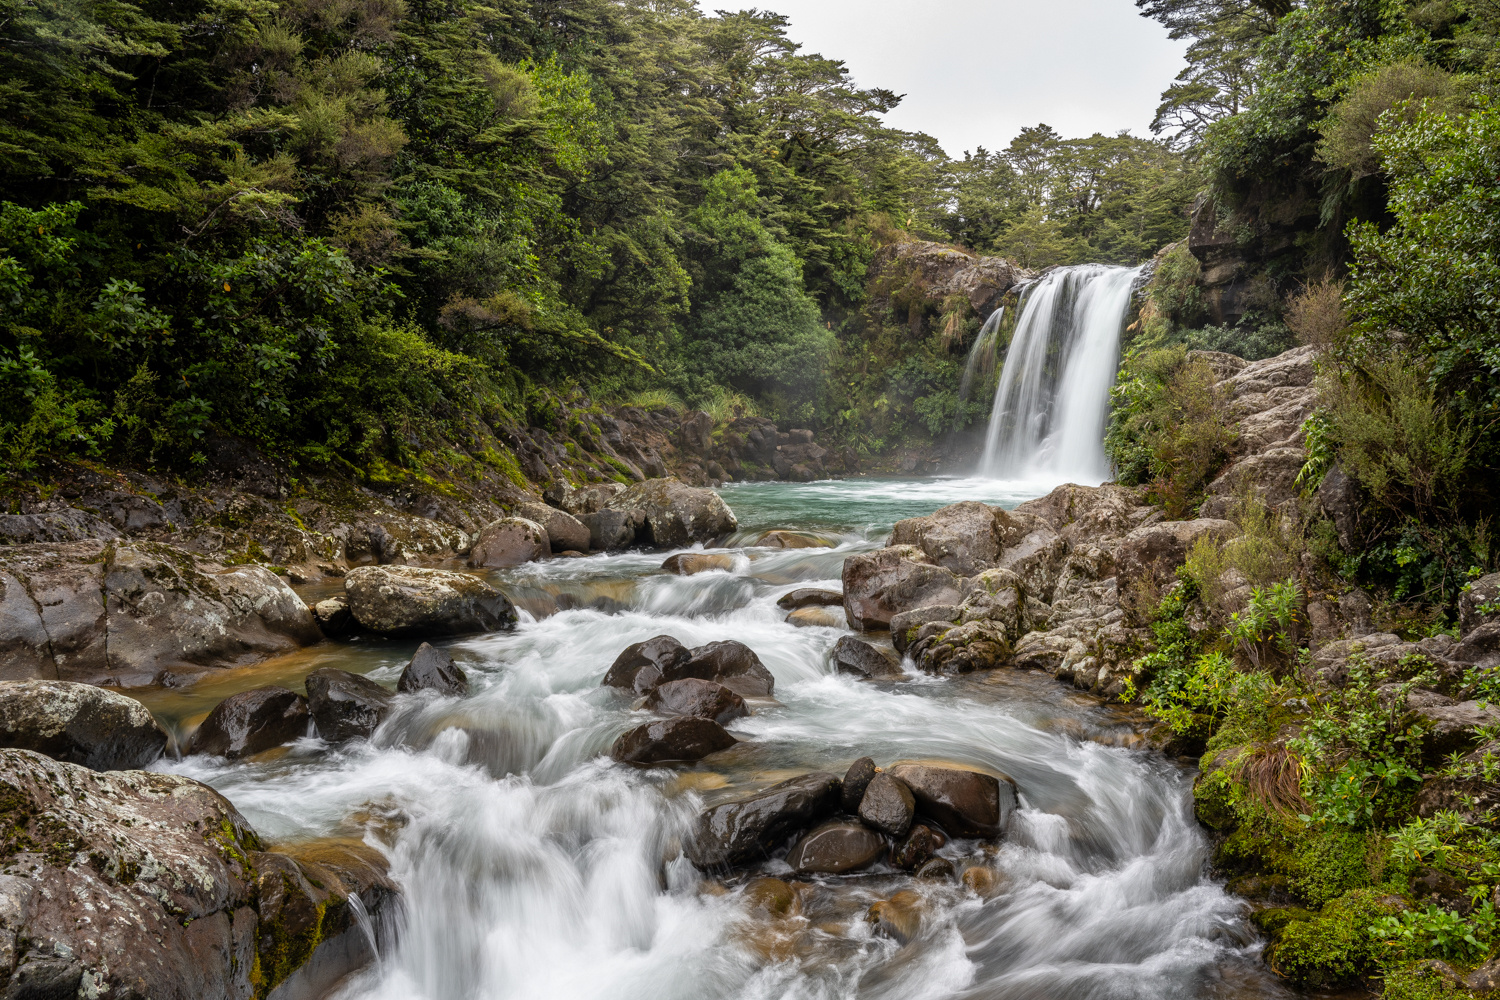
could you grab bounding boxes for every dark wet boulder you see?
[643,678,748,726]
[786,820,885,875]
[887,763,1016,838]
[468,517,548,568]
[842,546,963,631]
[689,772,841,868]
[858,772,916,837]
[892,823,947,869]
[777,588,844,610]
[677,640,776,697]
[602,635,691,693]
[604,478,738,548]
[306,668,396,742]
[841,756,877,813]
[662,552,734,575]
[187,686,309,759]
[397,642,469,697]
[344,565,516,638]
[515,502,591,554]
[0,680,167,770]
[832,637,904,680]
[610,716,736,765]
[312,594,355,638]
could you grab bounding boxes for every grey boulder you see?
[832,637,904,680]
[344,565,516,637]
[467,517,548,568]
[604,478,738,548]
[0,680,167,770]
[515,502,591,553]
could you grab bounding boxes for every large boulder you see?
[832,637,904,679]
[678,640,776,697]
[858,772,916,837]
[467,517,548,568]
[604,479,738,548]
[1416,700,1500,764]
[0,540,322,686]
[306,667,396,742]
[891,501,1008,576]
[911,620,1013,674]
[1116,519,1239,615]
[610,716,736,765]
[0,680,167,770]
[886,763,1016,838]
[579,509,647,551]
[643,678,748,726]
[602,635,691,693]
[0,749,395,1000]
[397,642,470,696]
[515,502,591,554]
[688,772,841,868]
[842,546,963,631]
[344,565,516,637]
[186,686,309,759]
[785,821,885,875]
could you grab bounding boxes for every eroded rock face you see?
[0,540,322,686]
[467,517,548,568]
[604,479,737,548]
[832,637,903,679]
[1461,573,1500,637]
[643,678,748,726]
[397,642,469,697]
[514,502,591,554]
[610,716,736,765]
[187,686,309,759]
[306,668,396,742]
[842,546,963,631]
[0,680,167,770]
[688,772,841,868]
[890,501,1007,576]
[786,821,885,875]
[887,764,1015,838]
[344,565,516,637]
[579,509,646,551]
[1116,519,1239,617]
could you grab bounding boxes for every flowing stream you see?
[144,478,1298,1000]
[978,265,1143,485]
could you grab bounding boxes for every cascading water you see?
[978,264,1142,485]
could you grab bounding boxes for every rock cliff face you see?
[868,240,1035,321]
[1187,185,1319,328]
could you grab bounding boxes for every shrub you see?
[1318,60,1459,178]
[1285,277,1348,348]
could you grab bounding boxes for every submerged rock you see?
[887,763,1016,838]
[776,588,844,610]
[398,642,470,697]
[758,531,833,550]
[689,772,841,868]
[344,565,516,637]
[610,716,736,765]
[786,606,845,628]
[187,686,309,759]
[0,680,167,770]
[786,820,885,875]
[306,667,396,742]
[468,517,549,568]
[604,479,738,548]
[892,823,947,870]
[662,552,734,575]
[643,678,748,726]
[831,637,903,680]
[858,772,916,837]
[866,889,925,944]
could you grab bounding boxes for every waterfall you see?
[978,263,1142,485]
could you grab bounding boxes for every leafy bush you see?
[1319,60,1460,178]
[1272,888,1399,987]
[1285,277,1348,349]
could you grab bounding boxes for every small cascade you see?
[957,304,1008,407]
[978,263,1142,484]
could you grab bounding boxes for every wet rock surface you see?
[187,686,310,759]
[841,757,877,813]
[677,640,776,697]
[858,772,916,837]
[602,635,692,693]
[642,678,748,726]
[689,773,842,868]
[776,588,844,610]
[0,680,167,770]
[604,479,738,548]
[306,667,396,742]
[344,565,517,637]
[662,552,734,575]
[514,502,591,554]
[887,764,1014,838]
[610,716,736,765]
[786,821,886,874]
[831,636,903,679]
[397,642,470,697]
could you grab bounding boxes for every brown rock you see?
[785,820,885,874]
[0,680,167,770]
[675,640,776,697]
[515,502,591,554]
[467,517,548,568]
[786,606,845,628]
[858,772,916,836]
[743,876,797,916]
[841,756,877,813]
[887,763,1016,838]
[643,678,748,726]
[688,772,841,868]
[758,531,833,550]
[866,889,924,943]
[610,716,736,765]
[602,635,690,693]
[842,546,963,631]
[305,668,395,742]
[915,856,955,880]
[776,588,844,610]
[891,823,946,869]
[962,865,1001,896]
[187,686,309,759]
[662,552,735,575]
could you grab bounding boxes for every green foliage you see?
[1272,888,1400,986]
[1371,901,1498,965]
[1224,578,1301,669]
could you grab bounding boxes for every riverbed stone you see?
[515,502,591,554]
[580,509,647,551]
[786,820,885,875]
[468,517,548,568]
[602,635,691,693]
[689,772,842,868]
[786,606,845,628]
[842,546,963,630]
[867,889,925,944]
[187,686,309,759]
[397,642,469,697]
[841,756,878,813]
[344,565,516,637]
[312,594,355,638]
[306,667,396,742]
[777,588,844,610]
[858,772,916,837]
[610,716,736,765]
[916,856,956,880]
[743,876,797,916]
[832,637,904,679]
[662,552,734,575]
[887,763,1015,838]
[892,823,947,870]
[643,678,748,725]
[0,680,168,770]
[757,531,833,549]
[677,640,776,697]
[604,479,738,548]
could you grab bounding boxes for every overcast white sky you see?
[758,0,1189,156]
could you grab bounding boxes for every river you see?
[144,477,1300,1000]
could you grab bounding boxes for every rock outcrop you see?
[0,749,395,1000]
[603,479,738,548]
[0,680,167,770]
[344,565,516,637]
